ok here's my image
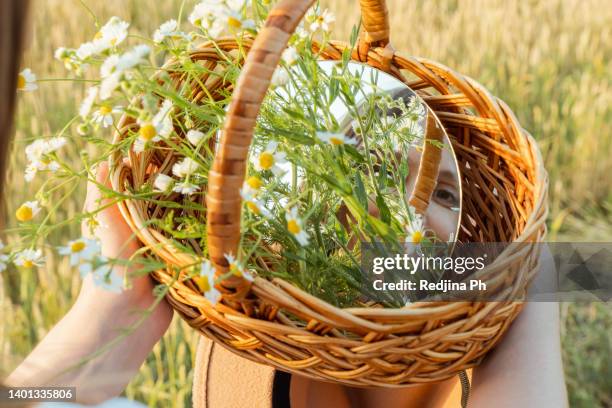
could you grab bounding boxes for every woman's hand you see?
[7,163,173,404]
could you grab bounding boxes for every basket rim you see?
[109,38,549,316]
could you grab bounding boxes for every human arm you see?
[468,247,568,407]
[6,163,174,404]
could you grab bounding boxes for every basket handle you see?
[206,0,441,278]
[359,0,391,46]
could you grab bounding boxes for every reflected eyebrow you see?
[437,170,460,186]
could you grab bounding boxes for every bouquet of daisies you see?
[5,0,445,309]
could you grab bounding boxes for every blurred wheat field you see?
[1,0,610,407]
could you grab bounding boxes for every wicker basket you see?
[110,0,548,387]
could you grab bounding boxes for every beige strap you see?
[193,337,275,408]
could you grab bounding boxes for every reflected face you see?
[406,146,460,242]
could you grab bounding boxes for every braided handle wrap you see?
[206,0,315,277]
[409,112,444,214]
[207,0,442,289]
[359,0,390,46]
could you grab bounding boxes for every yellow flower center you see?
[227,16,242,29]
[329,136,344,146]
[99,106,112,115]
[230,264,243,277]
[71,241,86,253]
[17,74,26,90]
[23,260,34,268]
[139,124,157,141]
[412,230,423,244]
[258,152,274,170]
[246,176,263,190]
[198,276,211,292]
[246,201,260,214]
[287,219,301,234]
[16,205,33,222]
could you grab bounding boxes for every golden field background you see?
[1,0,611,406]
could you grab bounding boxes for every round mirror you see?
[244,59,462,306]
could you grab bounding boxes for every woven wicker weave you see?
[110,0,548,387]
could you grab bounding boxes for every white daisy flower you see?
[224,253,253,282]
[91,257,124,293]
[306,8,335,33]
[117,44,151,71]
[93,266,124,293]
[15,201,41,222]
[189,0,222,25]
[240,175,264,197]
[134,99,174,152]
[254,141,287,176]
[316,131,357,146]
[186,129,205,145]
[240,189,271,218]
[25,137,67,160]
[76,41,108,60]
[92,105,122,128]
[293,25,310,41]
[173,180,199,195]
[405,213,425,244]
[78,255,123,293]
[99,72,121,100]
[222,9,255,33]
[24,137,67,182]
[189,1,225,34]
[58,237,101,266]
[100,55,120,79]
[245,197,271,218]
[271,67,289,87]
[55,47,89,73]
[54,47,68,61]
[17,68,37,92]
[94,16,129,49]
[285,207,309,246]
[172,157,199,178]
[281,46,299,66]
[99,45,150,100]
[79,86,98,119]
[153,19,187,43]
[193,260,221,303]
[190,0,253,36]
[14,249,45,268]
[153,173,174,192]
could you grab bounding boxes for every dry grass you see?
[1,0,610,406]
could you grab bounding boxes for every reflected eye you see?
[433,184,459,209]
